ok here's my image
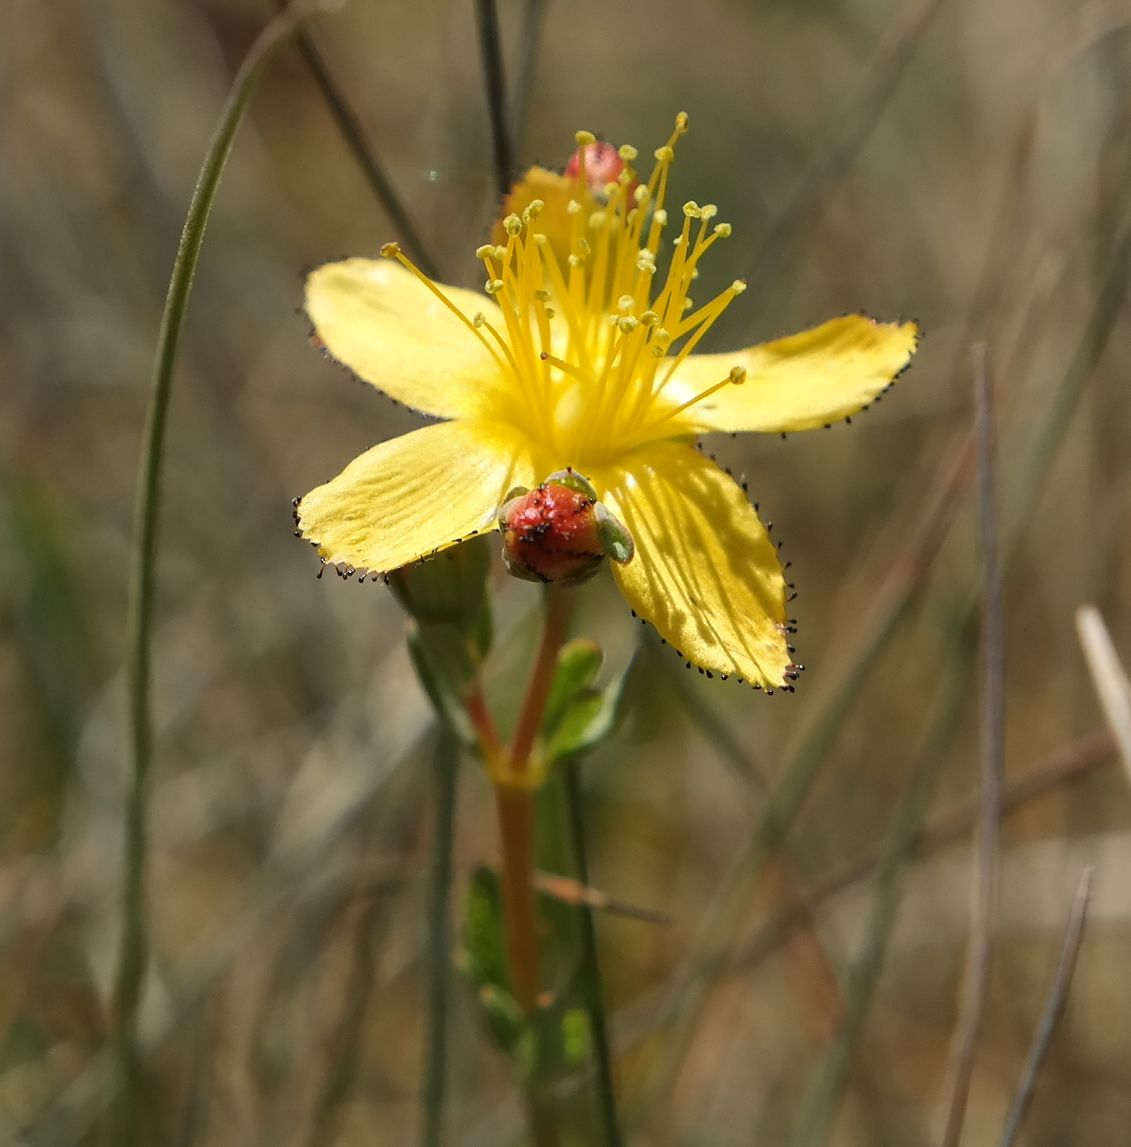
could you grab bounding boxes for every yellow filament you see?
[629,366,746,441]
[381,243,511,378]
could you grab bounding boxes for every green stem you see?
[422,730,459,1147]
[112,6,325,1143]
[562,762,621,1146]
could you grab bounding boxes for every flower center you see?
[381,113,747,468]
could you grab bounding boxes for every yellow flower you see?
[294,114,918,690]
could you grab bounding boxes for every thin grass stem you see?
[475,0,514,202]
[113,7,327,1143]
[940,345,1005,1147]
[730,730,1113,973]
[791,632,970,1147]
[421,729,459,1147]
[274,0,441,278]
[511,0,547,152]
[740,0,946,311]
[627,167,1131,1125]
[998,867,1094,1147]
[562,761,621,1147]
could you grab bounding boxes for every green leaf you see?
[460,867,509,991]
[546,653,637,763]
[560,1008,591,1067]
[542,639,603,737]
[519,992,594,1083]
[477,983,525,1056]
[460,869,531,1056]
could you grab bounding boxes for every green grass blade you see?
[113,6,330,1143]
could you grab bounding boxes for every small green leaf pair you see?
[459,868,592,1079]
[542,638,635,766]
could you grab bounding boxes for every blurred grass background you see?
[3,0,1131,1143]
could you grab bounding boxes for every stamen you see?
[657,279,747,390]
[539,350,590,384]
[634,365,747,434]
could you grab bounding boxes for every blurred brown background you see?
[3,0,1131,1143]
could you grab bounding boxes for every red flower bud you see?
[564,141,637,201]
[498,470,634,586]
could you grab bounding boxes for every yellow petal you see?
[306,259,509,420]
[594,443,794,688]
[668,315,918,434]
[296,420,540,575]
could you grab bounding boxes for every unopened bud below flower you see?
[498,470,634,586]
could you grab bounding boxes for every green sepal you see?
[544,468,598,501]
[396,538,493,740]
[595,503,635,565]
[388,534,492,644]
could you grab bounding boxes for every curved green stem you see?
[112,6,326,1143]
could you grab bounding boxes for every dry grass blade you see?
[1075,605,1131,777]
[940,344,1000,1147]
[728,730,1115,966]
[533,870,671,925]
[740,0,947,300]
[274,0,441,278]
[998,867,1094,1147]
[940,345,1006,1147]
[790,651,968,1147]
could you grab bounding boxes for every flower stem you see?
[495,791,562,1147]
[465,683,505,767]
[495,786,541,1013]
[491,586,573,1147]
[510,584,573,775]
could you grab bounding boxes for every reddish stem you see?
[508,584,573,775]
[494,786,540,1012]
